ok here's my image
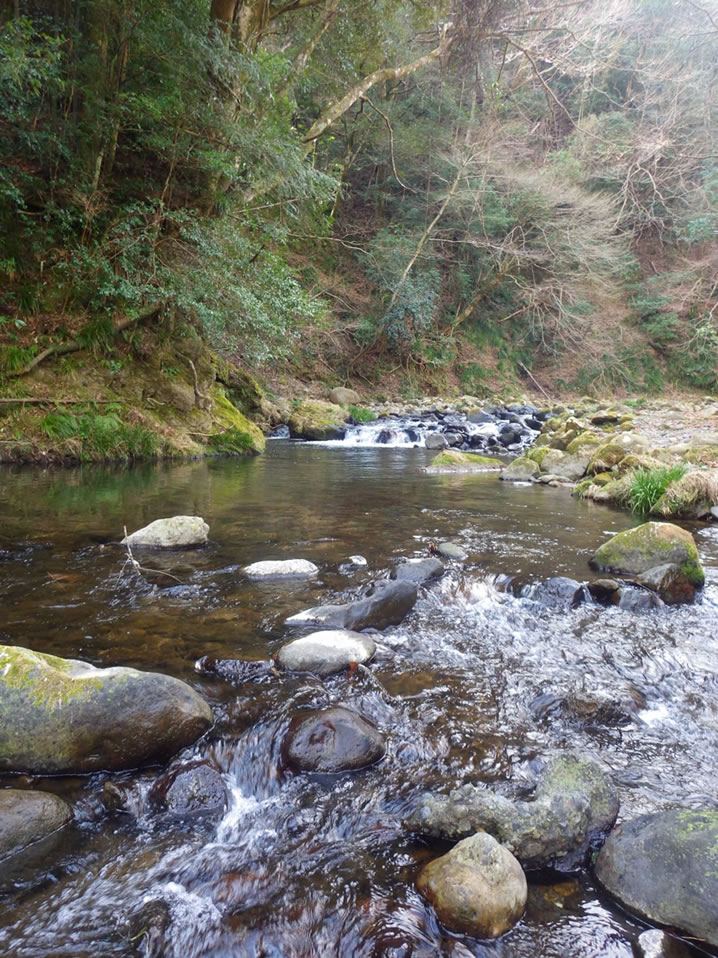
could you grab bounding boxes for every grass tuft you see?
[628,464,688,514]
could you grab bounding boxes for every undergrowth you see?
[628,464,688,514]
[39,405,159,461]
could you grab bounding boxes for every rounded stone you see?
[276,630,376,677]
[150,761,227,816]
[243,559,319,578]
[589,522,704,588]
[0,788,72,860]
[281,706,385,773]
[0,645,213,774]
[417,832,527,938]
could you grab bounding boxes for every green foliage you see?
[38,405,158,460]
[207,428,257,455]
[347,405,376,422]
[628,464,688,515]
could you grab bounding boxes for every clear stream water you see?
[1,441,717,957]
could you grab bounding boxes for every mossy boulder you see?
[501,456,540,481]
[651,470,718,520]
[527,446,551,467]
[0,645,213,774]
[540,448,591,481]
[589,522,704,587]
[288,399,347,441]
[213,355,264,415]
[209,387,265,455]
[595,809,718,949]
[426,450,501,472]
[0,789,72,860]
[565,431,602,454]
[587,443,628,475]
[327,386,361,406]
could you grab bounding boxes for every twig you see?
[118,525,183,586]
[518,361,552,401]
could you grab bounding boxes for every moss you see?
[566,431,602,454]
[593,472,614,486]
[573,478,594,498]
[590,521,704,586]
[212,355,264,415]
[429,450,501,470]
[210,387,265,455]
[0,645,107,711]
[527,446,551,467]
[587,443,628,475]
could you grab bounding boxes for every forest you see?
[1,0,718,412]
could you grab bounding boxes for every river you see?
[1,440,717,956]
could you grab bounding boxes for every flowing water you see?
[1,440,717,957]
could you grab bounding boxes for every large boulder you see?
[595,809,718,949]
[281,706,385,773]
[589,522,704,588]
[409,754,619,872]
[328,387,361,406]
[276,630,376,677]
[0,788,72,860]
[425,433,448,450]
[285,579,417,631]
[416,832,527,938]
[0,645,213,774]
[243,559,318,579]
[287,400,346,441]
[122,516,209,549]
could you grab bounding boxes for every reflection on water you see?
[0,443,717,956]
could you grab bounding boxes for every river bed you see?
[1,441,717,956]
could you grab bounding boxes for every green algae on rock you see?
[425,450,501,473]
[589,522,704,587]
[0,645,213,774]
[287,399,347,441]
[595,809,718,949]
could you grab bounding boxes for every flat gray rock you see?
[391,557,444,584]
[243,559,319,578]
[285,579,417,631]
[276,630,376,676]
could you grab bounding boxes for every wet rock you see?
[328,387,360,406]
[595,808,718,949]
[243,559,319,579]
[530,577,587,609]
[499,428,521,447]
[0,788,72,860]
[618,587,664,612]
[636,563,696,605]
[416,832,527,939]
[468,411,495,424]
[276,630,376,676]
[0,645,213,774]
[285,579,417,631]
[122,516,209,549]
[589,522,704,590]
[437,541,468,561]
[425,433,448,450]
[281,706,385,773]
[501,457,539,481]
[531,689,643,728]
[392,557,444,585]
[150,761,227,817]
[587,578,621,604]
[409,754,619,872]
[426,450,501,473]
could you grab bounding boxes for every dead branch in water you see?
[117,526,183,586]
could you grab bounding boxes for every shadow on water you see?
[0,442,717,956]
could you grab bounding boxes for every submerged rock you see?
[0,788,72,860]
[391,557,444,585]
[243,559,319,579]
[122,516,209,549]
[281,706,385,773]
[150,761,227,817]
[285,579,417,631]
[416,832,526,939]
[589,522,704,590]
[409,754,619,872]
[425,450,501,473]
[0,645,213,774]
[276,630,376,676]
[530,577,587,609]
[437,541,467,561]
[595,808,718,949]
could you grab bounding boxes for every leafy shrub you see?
[347,405,376,422]
[628,464,687,514]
